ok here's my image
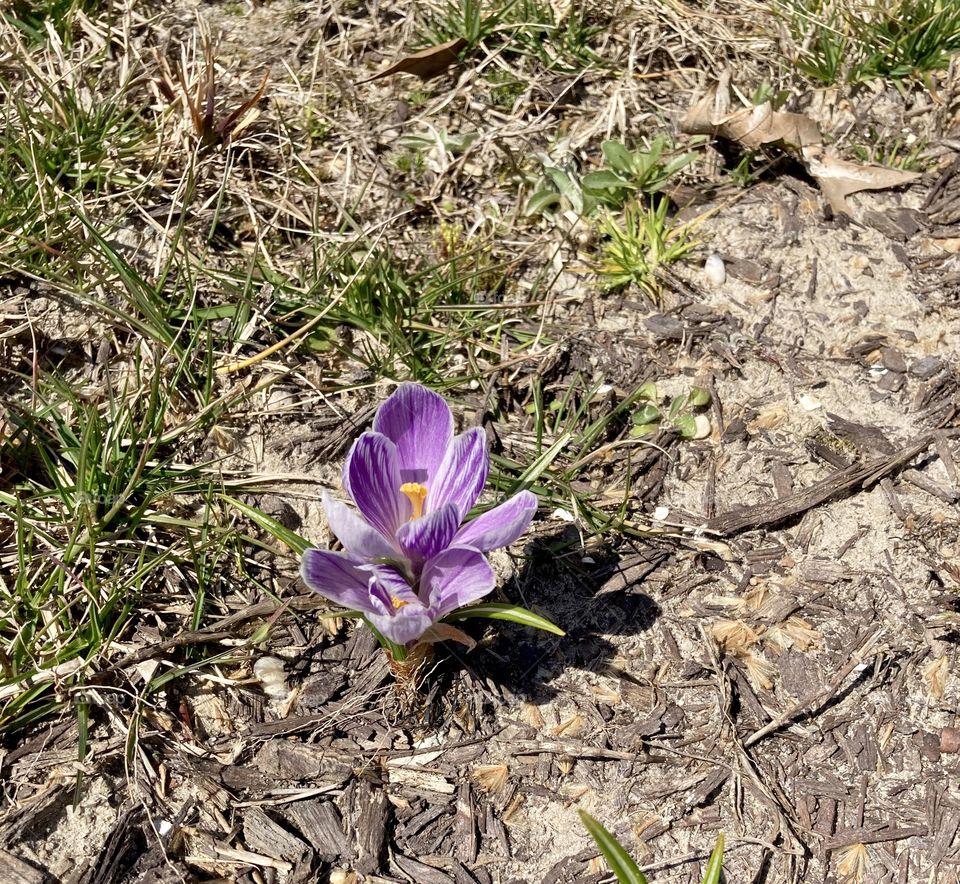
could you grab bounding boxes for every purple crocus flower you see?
[301,383,537,647]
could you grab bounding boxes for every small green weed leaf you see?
[223,495,309,555]
[638,381,658,401]
[545,167,583,214]
[582,170,632,192]
[667,394,686,420]
[673,414,697,438]
[525,188,561,217]
[601,140,634,174]
[578,811,649,884]
[630,422,659,438]
[688,386,711,407]
[445,602,565,636]
[701,833,725,884]
[633,404,661,425]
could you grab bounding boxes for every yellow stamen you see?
[400,482,428,520]
[392,596,409,610]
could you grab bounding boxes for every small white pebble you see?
[703,254,726,287]
[253,656,288,699]
[653,505,670,521]
[551,507,575,522]
[798,394,821,411]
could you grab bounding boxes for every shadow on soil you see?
[435,529,668,709]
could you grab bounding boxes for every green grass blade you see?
[579,811,649,884]
[701,833,725,884]
[222,496,310,555]
[444,602,564,636]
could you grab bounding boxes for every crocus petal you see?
[373,383,453,485]
[396,501,461,565]
[342,432,409,538]
[428,427,488,519]
[300,549,380,614]
[323,492,399,560]
[420,546,496,620]
[366,568,434,645]
[452,490,537,553]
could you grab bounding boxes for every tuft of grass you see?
[596,199,698,304]
[487,374,668,543]
[3,0,101,43]
[0,26,155,276]
[0,357,232,736]
[781,0,960,85]
[422,0,605,73]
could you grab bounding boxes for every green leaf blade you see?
[701,832,725,884]
[444,602,564,636]
[578,811,649,884]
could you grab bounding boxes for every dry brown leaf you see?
[359,37,468,84]
[682,82,821,152]
[836,842,868,883]
[710,618,761,654]
[804,145,921,216]
[473,763,510,793]
[923,655,949,699]
[419,622,476,650]
[682,79,920,217]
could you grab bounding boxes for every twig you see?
[743,627,885,748]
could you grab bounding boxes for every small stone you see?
[726,258,766,285]
[941,726,960,754]
[876,372,904,392]
[881,347,907,373]
[644,314,684,341]
[910,356,943,379]
[703,254,726,287]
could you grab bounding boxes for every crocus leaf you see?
[578,811,649,884]
[224,495,309,554]
[701,832,725,884]
[444,602,564,636]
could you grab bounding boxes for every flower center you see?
[400,482,428,520]
[391,596,409,609]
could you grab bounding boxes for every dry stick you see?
[743,627,885,749]
[706,433,946,536]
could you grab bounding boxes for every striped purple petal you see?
[420,546,496,620]
[428,427,488,519]
[396,501,461,566]
[300,549,380,615]
[366,568,435,645]
[453,490,537,553]
[323,492,399,560]
[373,383,453,485]
[342,432,409,538]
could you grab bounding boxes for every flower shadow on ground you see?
[421,530,665,711]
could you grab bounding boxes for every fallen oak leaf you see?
[358,36,468,84]
[682,83,820,152]
[802,144,921,217]
[682,78,921,217]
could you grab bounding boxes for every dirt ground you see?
[3,1,960,882]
